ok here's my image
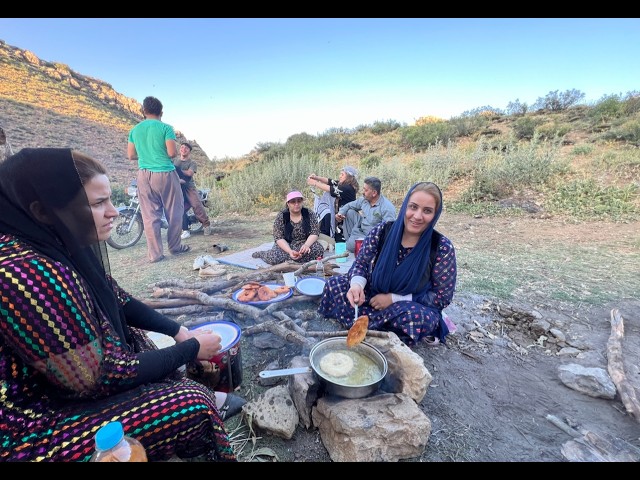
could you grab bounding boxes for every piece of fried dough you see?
[237,288,258,302]
[241,282,262,290]
[346,315,369,347]
[273,286,290,295]
[319,352,354,377]
[257,285,278,301]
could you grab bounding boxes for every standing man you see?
[127,96,189,263]
[335,176,397,252]
[174,142,213,239]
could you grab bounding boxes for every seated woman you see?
[253,190,325,265]
[318,182,457,346]
[0,148,242,462]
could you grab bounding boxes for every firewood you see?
[606,308,640,422]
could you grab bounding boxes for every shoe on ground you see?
[149,255,165,264]
[171,244,191,255]
[199,265,227,277]
[212,244,229,253]
[193,255,219,270]
[218,393,247,421]
[422,336,440,347]
[181,230,191,239]
[203,226,213,236]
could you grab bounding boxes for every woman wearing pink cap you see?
[252,190,325,264]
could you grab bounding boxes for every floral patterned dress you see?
[253,208,325,265]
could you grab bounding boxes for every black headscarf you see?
[0,148,132,347]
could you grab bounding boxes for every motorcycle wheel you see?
[107,209,144,249]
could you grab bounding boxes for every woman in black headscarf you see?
[318,182,457,346]
[0,148,241,462]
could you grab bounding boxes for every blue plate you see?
[189,321,241,354]
[232,283,293,305]
[295,276,327,297]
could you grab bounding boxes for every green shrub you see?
[361,155,382,169]
[535,122,571,140]
[546,179,638,220]
[400,122,457,151]
[369,120,402,135]
[600,118,640,143]
[589,94,625,123]
[513,116,541,139]
[571,144,594,156]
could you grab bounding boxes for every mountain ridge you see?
[0,39,211,186]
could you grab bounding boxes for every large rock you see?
[368,332,433,402]
[312,393,431,462]
[243,385,299,439]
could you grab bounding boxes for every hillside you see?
[0,40,210,186]
[1,37,638,210]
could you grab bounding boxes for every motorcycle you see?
[107,180,210,250]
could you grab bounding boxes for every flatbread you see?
[319,352,354,377]
[346,315,369,347]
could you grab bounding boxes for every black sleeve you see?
[135,338,200,384]
[122,297,181,338]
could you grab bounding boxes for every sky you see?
[1,18,639,160]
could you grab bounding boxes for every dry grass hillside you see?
[0,39,210,186]
[1,37,638,208]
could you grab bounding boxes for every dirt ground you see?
[108,212,640,462]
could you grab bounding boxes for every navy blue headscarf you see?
[370,182,443,296]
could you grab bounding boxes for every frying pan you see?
[259,336,387,399]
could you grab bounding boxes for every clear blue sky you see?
[1,18,639,160]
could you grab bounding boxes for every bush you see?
[536,121,571,140]
[513,116,541,139]
[533,89,586,111]
[546,179,638,220]
[590,94,625,123]
[400,122,457,151]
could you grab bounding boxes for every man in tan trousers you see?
[127,96,189,263]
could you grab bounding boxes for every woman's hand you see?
[193,331,222,360]
[298,243,310,255]
[173,326,192,344]
[289,250,302,260]
[369,293,392,311]
[347,284,365,307]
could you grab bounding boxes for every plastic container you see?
[90,421,148,462]
[315,257,324,277]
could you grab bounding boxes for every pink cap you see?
[286,191,304,202]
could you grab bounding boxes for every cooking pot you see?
[259,337,387,399]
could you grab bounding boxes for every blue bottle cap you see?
[95,421,124,451]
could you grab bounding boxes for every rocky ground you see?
[109,213,640,462]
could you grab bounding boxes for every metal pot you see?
[259,337,388,399]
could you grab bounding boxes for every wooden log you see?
[242,319,314,347]
[606,308,640,422]
[293,252,348,276]
[304,330,390,339]
[141,298,199,309]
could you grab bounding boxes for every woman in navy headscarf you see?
[318,182,457,346]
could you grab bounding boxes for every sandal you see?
[212,244,229,253]
[171,244,191,255]
[218,393,247,421]
[423,336,440,347]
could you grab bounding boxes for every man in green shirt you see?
[127,96,189,263]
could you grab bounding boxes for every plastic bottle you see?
[90,421,148,462]
[315,257,324,277]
